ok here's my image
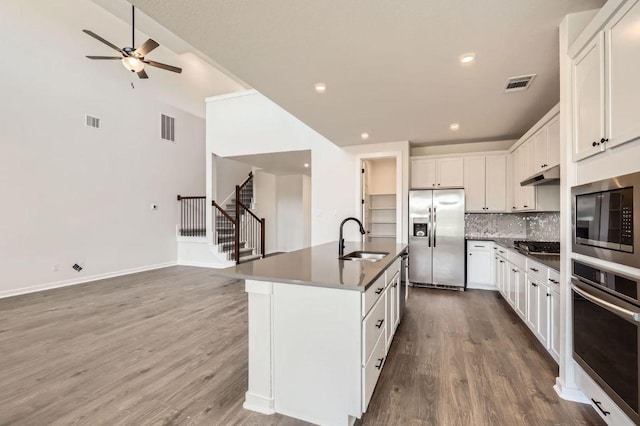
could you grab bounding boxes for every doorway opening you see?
[361,157,398,243]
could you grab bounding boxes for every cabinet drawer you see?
[577,366,635,426]
[526,258,547,283]
[509,250,527,270]
[468,240,492,250]
[495,246,509,258]
[362,294,386,365]
[386,258,401,284]
[363,274,386,317]
[362,331,386,412]
[548,268,560,288]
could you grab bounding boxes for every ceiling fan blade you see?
[137,69,149,79]
[134,39,159,57]
[143,60,182,74]
[82,30,124,53]
[86,56,122,60]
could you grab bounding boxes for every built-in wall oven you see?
[572,171,639,268]
[571,259,640,424]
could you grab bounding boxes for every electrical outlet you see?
[52,264,59,272]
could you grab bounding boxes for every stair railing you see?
[176,195,206,237]
[211,171,265,263]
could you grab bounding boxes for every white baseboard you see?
[466,283,498,291]
[243,391,275,415]
[554,378,589,404]
[0,261,177,300]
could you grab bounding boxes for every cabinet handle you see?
[499,260,504,263]
[512,269,517,273]
[469,253,472,256]
[375,357,385,370]
[474,245,485,248]
[499,250,505,254]
[548,278,559,284]
[591,399,610,416]
[546,293,551,297]
[375,287,384,294]
[523,205,528,208]
[532,283,538,287]
[600,138,609,144]
[393,283,397,288]
[375,319,384,329]
[592,141,599,147]
[530,268,539,272]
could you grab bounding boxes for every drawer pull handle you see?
[499,250,505,254]
[512,269,517,273]
[375,319,384,329]
[548,278,559,284]
[375,287,384,295]
[591,399,610,416]
[474,245,485,248]
[532,283,538,287]
[375,357,385,370]
[392,283,397,288]
[499,260,504,263]
[530,268,539,272]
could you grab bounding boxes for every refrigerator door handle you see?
[427,208,431,247]
[433,207,437,247]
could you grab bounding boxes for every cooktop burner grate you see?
[513,241,560,254]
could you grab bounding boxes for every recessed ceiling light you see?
[450,123,460,131]
[361,132,369,140]
[304,163,310,168]
[314,83,327,93]
[459,53,475,64]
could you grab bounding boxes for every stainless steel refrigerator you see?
[409,189,465,288]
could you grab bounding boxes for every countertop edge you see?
[465,237,560,272]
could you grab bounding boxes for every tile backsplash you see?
[465,212,560,241]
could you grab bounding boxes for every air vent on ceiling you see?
[85,114,100,129]
[504,74,536,93]
[161,114,175,142]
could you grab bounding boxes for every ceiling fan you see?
[83,5,182,79]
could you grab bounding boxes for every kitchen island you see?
[217,241,408,426]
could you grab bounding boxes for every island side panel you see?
[273,282,362,426]
[243,280,275,414]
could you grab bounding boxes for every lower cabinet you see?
[467,241,494,288]
[511,265,526,319]
[548,286,561,363]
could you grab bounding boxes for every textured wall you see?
[465,213,560,241]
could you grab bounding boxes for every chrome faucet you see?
[339,217,366,256]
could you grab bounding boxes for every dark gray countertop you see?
[215,241,408,292]
[466,237,560,272]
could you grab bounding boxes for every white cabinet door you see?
[519,145,536,211]
[522,139,536,179]
[514,266,526,320]
[573,33,606,161]
[538,284,549,348]
[493,255,502,293]
[463,156,486,212]
[510,150,521,211]
[411,158,436,188]
[436,157,464,188]
[485,155,507,212]
[467,249,492,286]
[386,284,394,352]
[546,117,560,168]
[606,0,640,149]
[534,128,548,172]
[526,276,539,331]
[548,288,560,363]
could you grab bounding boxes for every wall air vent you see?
[85,115,100,129]
[504,74,537,93]
[161,114,175,142]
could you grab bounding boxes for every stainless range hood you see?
[521,165,560,186]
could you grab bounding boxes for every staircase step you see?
[238,254,262,264]
[239,247,253,255]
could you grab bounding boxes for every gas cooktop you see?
[513,240,560,255]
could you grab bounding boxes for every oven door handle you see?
[571,278,640,323]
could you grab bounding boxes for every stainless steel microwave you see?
[572,172,639,269]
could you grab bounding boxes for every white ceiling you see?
[131,0,605,147]
[230,150,311,176]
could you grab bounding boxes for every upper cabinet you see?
[464,155,507,213]
[411,157,463,189]
[572,0,640,161]
[532,117,561,172]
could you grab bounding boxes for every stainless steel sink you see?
[340,251,389,262]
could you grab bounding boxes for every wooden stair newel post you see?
[235,184,241,263]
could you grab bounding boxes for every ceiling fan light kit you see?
[83,5,182,80]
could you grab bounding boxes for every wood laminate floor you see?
[0,267,603,425]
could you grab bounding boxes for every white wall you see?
[0,0,241,297]
[367,158,396,195]
[213,156,252,203]
[275,175,312,251]
[253,171,278,254]
[206,91,410,248]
